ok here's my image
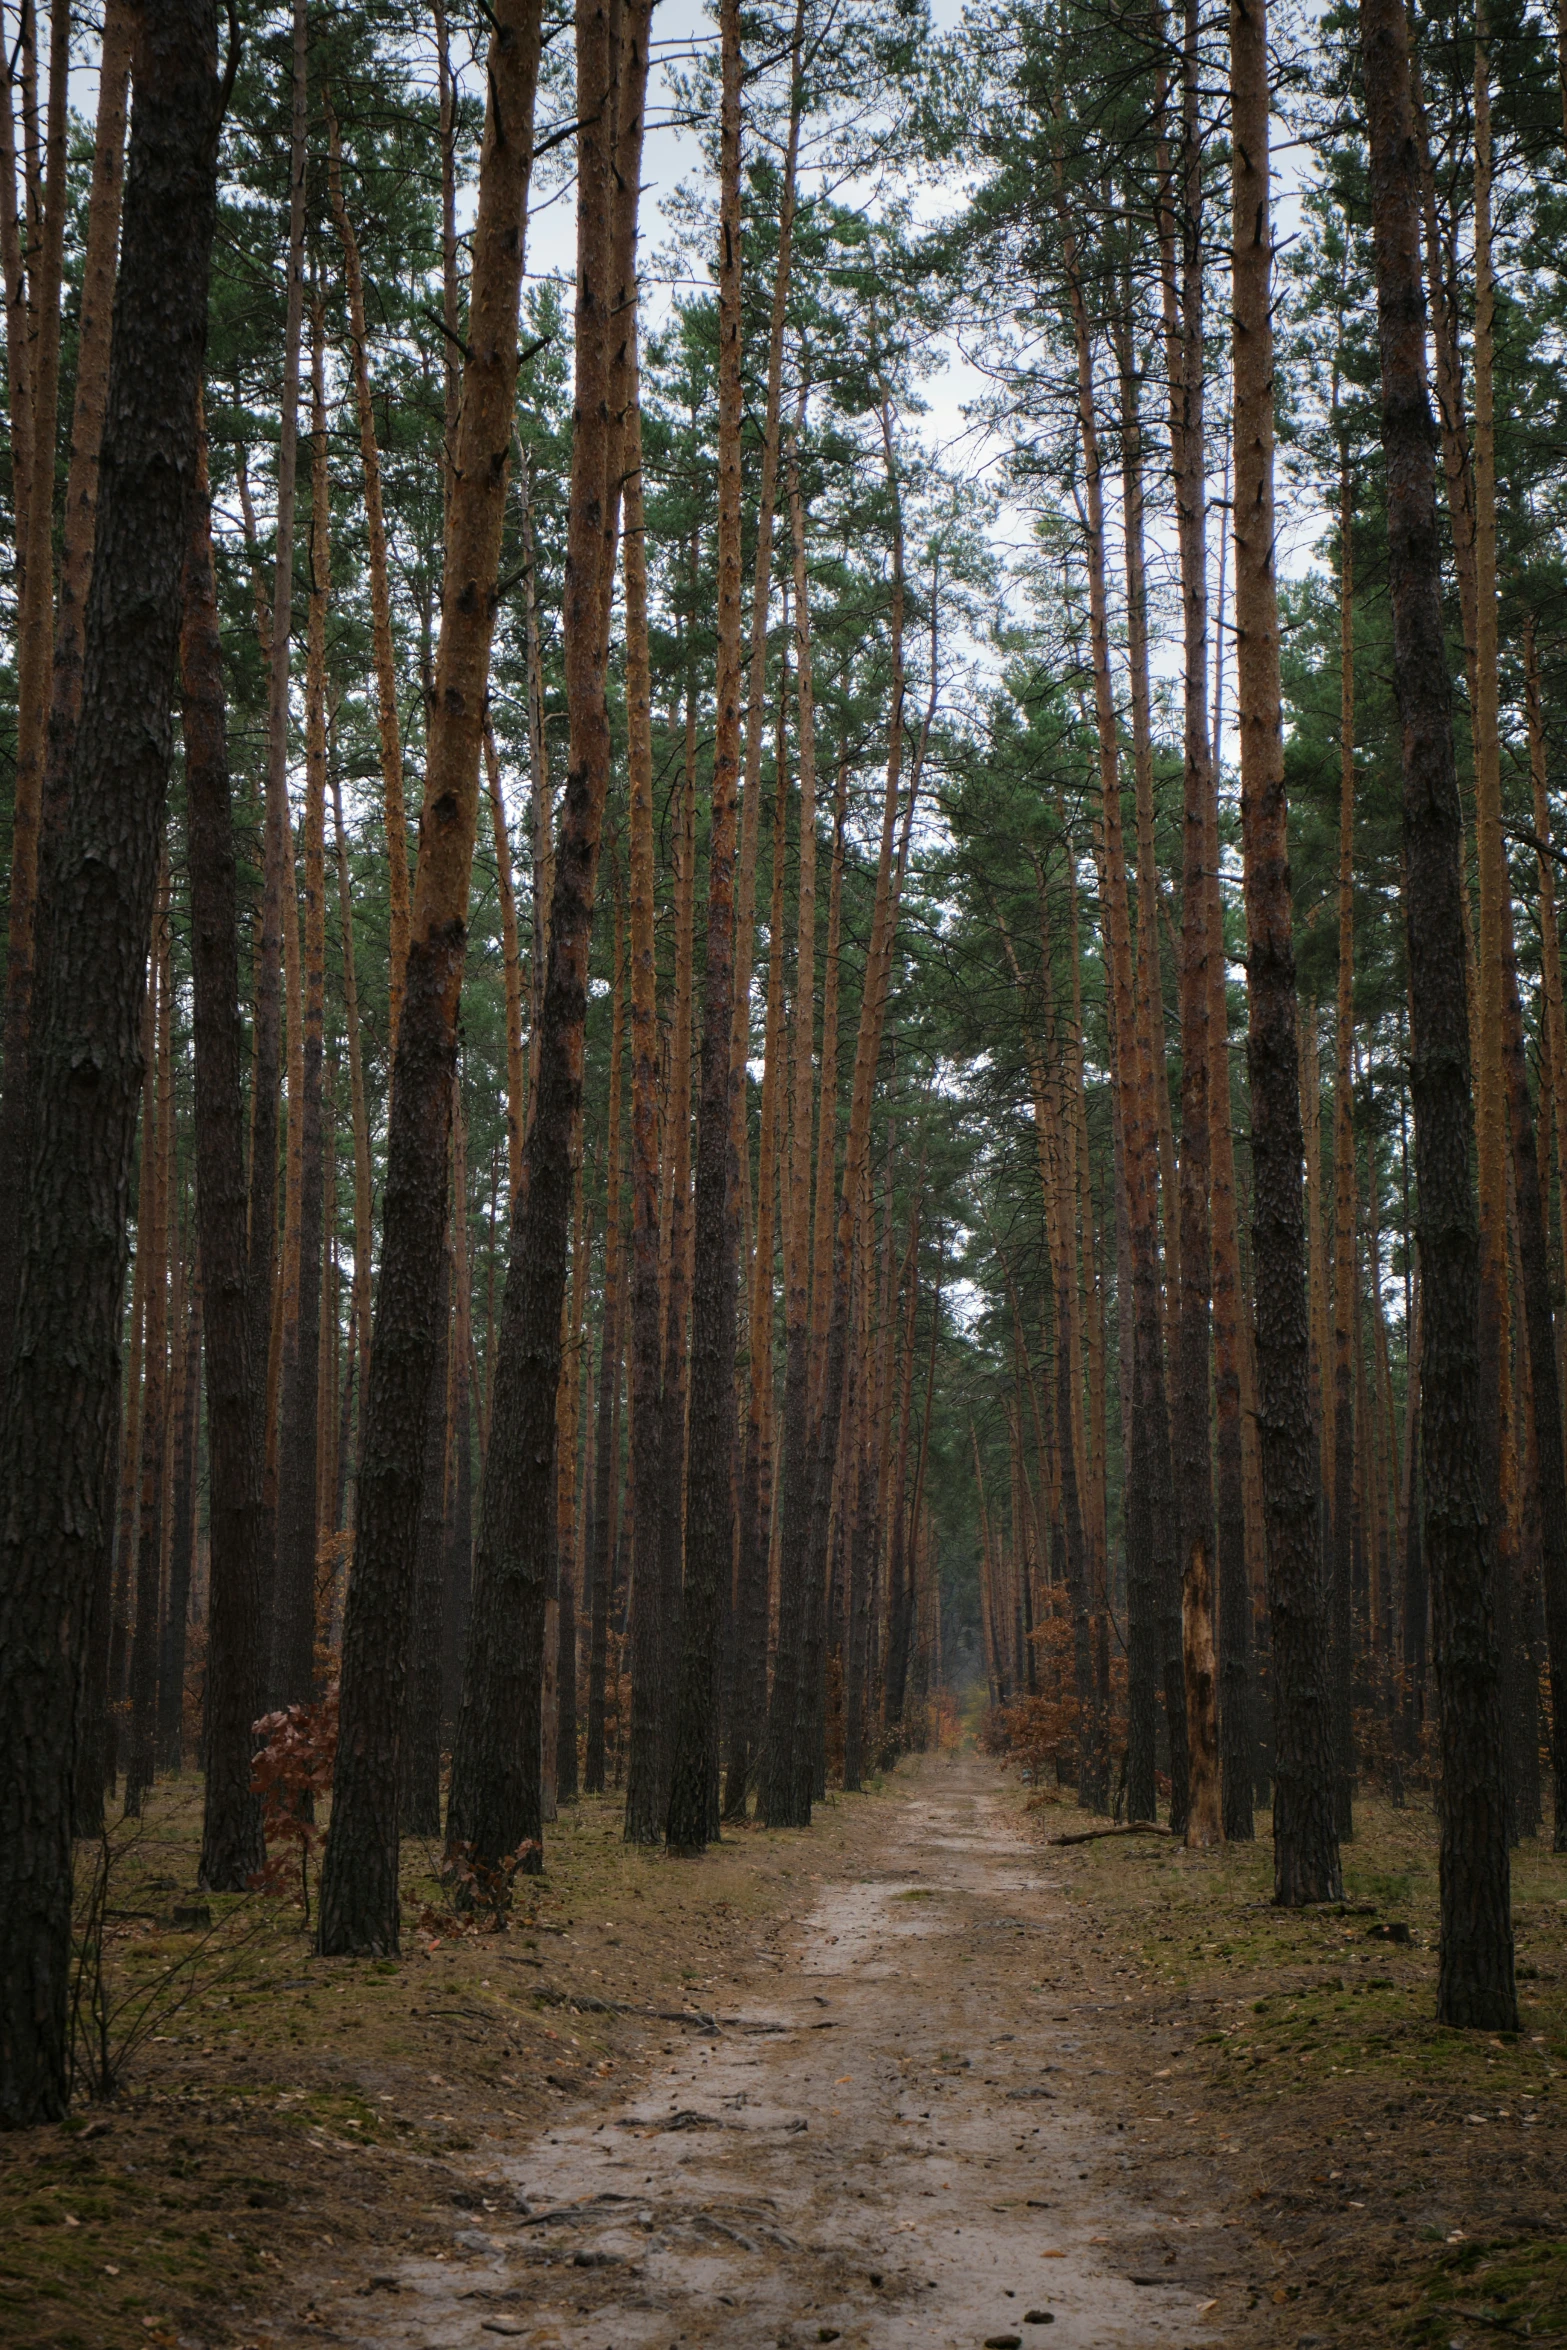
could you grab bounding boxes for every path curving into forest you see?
[325,1757,1225,2350]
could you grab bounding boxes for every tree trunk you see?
[0,0,70,1396]
[401,1232,452,1836]
[1330,440,1359,1840]
[441,0,621,1890]
[159,1271,200,1772]
[554,1159,591,1810]
[1232,0,1341,1905]
[183,414,267,1893]
[246,0,309,1687]
[667,0,746,1855]
[125,868,173,1817]
[1211,693,1254,1838]
[786,403,916,1829]
[1522,623,1567,1846]
[585,895,626,1794]
[0,2,135,1404]
[1469,13,1521,1853]
[1163,6,1219,1844]
[619,291,662,1826]
[273,300,331,1709]
[331,771,375,1410]
[628,625,698,1841]
[0,0,222,2124]
[326,98,412,1063]
[1088,240,1169,1825]
[727,687,791,1816]
[1360,0,1516,2026]
[760,441,823,1823]
[485,723,528,1204]
[318,0,544,1954]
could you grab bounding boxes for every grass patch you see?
[0,1769,888,2348]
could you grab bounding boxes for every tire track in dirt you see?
[314,1757,1226,2349]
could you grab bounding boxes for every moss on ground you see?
[0,1774,874,2348]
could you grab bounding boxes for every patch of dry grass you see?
[0,1773,881,2350]
[1006,1776,1567,2346]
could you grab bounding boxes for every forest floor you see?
[3,1752,1565,2350]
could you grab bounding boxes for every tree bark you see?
[0,0,70,1396]
[1232,0,1341,1904]
[183,415,267,1893]
[401,1230,452,1835]
[247,0,309,1676]
[1360,0,1516,2025]
[1521,623,1567,1846]
[1330,440,1359,1840]
[125,866,173,1817]
[317,0,544,1954]
[159,1267,200,1772]
[1469,14,1520,1849]
[273,299,331,1709]
[619,296,663,1825]
[0,3,135,1407]
[628,629,699,1840]
[667,0,747,1855]
[785,401,916,1829]
[485,722,528,1203]
[728,689,791,1816]
[584,894,626,1794]
[441,0,619,1890]
[0,0,222,2124]
[1162,3,1219,1845]
[760,447,823,1823]
[1087,241,1169,1825]
[326,98,413,1063]
[1211,701,1253,1839]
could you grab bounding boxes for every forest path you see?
[332,1755,1226,2350]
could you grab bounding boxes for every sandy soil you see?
[305,1757,1236,2350]
[11,1751,1562,2348]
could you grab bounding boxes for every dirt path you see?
[318,1757,1227,2350]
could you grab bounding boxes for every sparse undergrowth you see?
[0,1772,882,2349]
[1008,1774,1567,2346]
[6,1765,1564,2350]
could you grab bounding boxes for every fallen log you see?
[1047,1821,1173,1847]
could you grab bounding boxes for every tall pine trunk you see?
[667,0,746,1854]
[1232,0,1341,1904]
[761,434,820,1821]
[0,0,69,1393]
[619,229,666,1834]
[247,0,308,1673]
[1163,4,1219,1843]
[326,99,412,1057]
[183,423,267,1891]
[273,302,331,1709]
[583,896,626,1796]
[0,0,222,2122]
[443,0,621,1888]
[318,0,544,1953]
[1360,0,1515,2026]
[1330,438,1359,1839]
[125,868,173,1818]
